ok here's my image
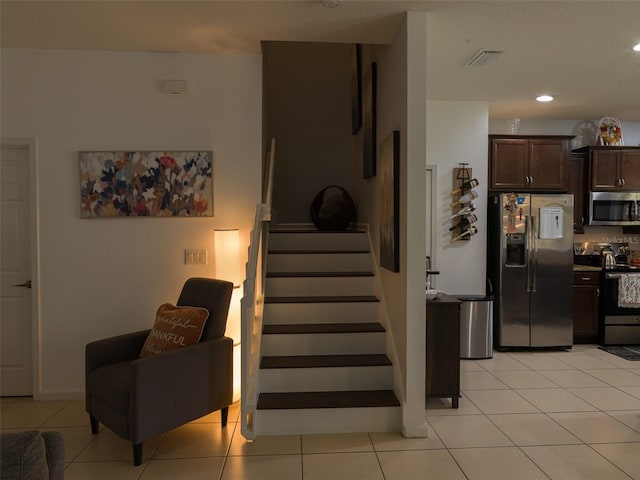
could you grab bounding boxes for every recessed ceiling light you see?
[633,43,640,52]
[536,95,554,102]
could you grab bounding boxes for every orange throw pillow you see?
[139,303,209,357]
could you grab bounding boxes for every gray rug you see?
[599,345,640,361]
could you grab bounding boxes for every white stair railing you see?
[241,138,275,440]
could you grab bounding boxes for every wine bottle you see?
[450,190,478,207]
[449,204,476,219]
[449,213,478,231]
[450,178,479,195]
[450,226,478,243]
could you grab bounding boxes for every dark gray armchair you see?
[85,277,233,466]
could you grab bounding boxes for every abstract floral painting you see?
[79,151,213,218]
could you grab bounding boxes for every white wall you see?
[1,49,262,398]
[353,12,429,437]
[489,119,640,149]
[427,101,489,296]
[263,42,354,224]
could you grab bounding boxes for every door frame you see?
[425,164,437,288]
[2,137,41,399]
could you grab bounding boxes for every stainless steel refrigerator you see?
[487,193,574,348]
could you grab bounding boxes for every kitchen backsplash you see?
[579,226,640,253]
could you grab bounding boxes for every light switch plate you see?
[185,249,207,265]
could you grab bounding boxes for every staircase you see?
[255,228,401,435]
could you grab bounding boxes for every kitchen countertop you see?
[573,265,602,272]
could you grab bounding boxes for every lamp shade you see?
[214,228,241,287]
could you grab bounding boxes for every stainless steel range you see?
[574,242,640,345]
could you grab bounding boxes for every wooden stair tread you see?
[257,390,400,410]
[266,271,373,278]
[263,323,385,334]
[270,229,366,234]
[268,249,369,254]
[261,354,391,369]
[265,295,379,304]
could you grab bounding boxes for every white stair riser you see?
[266,276,374,297]
[264,302,379,324]
[269,232,368,251]
[256,406,401,435]
[261,332,386,356]
[260,366,393,392]
[267,253,371,272]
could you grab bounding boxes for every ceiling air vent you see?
[465,49,504,67]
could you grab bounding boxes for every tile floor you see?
[3,345,640,479]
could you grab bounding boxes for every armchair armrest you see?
[129,336,233,443]
[85,330,150,373]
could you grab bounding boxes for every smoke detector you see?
[465,49,504,67]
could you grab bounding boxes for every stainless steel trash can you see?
[456,295,493,359]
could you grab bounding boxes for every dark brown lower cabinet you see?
[426,294,461,408]
[573,271,601,344]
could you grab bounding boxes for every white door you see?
[1,145,33,396]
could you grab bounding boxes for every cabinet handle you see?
[581,276,590,281]
[595,288,600,298]
[622,178,626,187]
[529,176,533,185]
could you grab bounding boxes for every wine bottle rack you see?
[450,164,478,243]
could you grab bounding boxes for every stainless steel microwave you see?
[589,191,640,225]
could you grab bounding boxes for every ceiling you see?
[2,0,639,122]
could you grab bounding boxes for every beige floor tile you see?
[153,422,234,459]
[551,353,619,370]
[377,449,466,480]
[568,386,640,410]
[487,413,580,446]
[41,426,94,462]
[427,414,513,448]
[590,350,640,368]
[522,444,632,480]
[515,388,597,413]
[75,427,163,462]
[42,400,88,428]
[508,353,573,371]
[370,430,444,451]
[549,411,640,443]
[607,410,640,432]
[450,446,549,480]
[64,461,144,480]
[464,390,539,414]
[425,393,482,415]
[476,355,530,371]
[0,397,21,409]
[221,454,302,480]
[460,371,509,390]
[301,432,372,453]
[620,386,640,400]
[591,442,640,480]
[583,369,640,387]
[491,370,557,389]
[302,452,383,480]
[538,369,608,388]
[228,431,301,456]
[459,360,485,372]
[0,400,67,428]
[139,457,225,479]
